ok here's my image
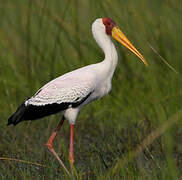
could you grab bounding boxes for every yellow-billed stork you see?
[8,17,148,174]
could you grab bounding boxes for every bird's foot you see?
[45,143,70,176]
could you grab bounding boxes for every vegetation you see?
[1,0,182,179]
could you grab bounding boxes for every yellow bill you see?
[112,26,148,66]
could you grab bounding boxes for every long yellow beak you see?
[112,26,148,66]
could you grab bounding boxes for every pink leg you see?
[69,124,74,164]
[46,116,70,176]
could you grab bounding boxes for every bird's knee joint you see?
[46,142,53,150]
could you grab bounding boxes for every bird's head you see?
[93,17,148,66]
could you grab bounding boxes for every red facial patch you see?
[102,17,116,36]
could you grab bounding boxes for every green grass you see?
[1,0,182,179]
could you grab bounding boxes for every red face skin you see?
[102,17,116,36]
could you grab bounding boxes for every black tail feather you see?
[7,103,28,126]
[7,101,70,126]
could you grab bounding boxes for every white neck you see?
[92,19,118,80]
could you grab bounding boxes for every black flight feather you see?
[7,92,92,126]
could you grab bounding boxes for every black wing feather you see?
[7,92,92,126]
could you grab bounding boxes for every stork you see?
[7,17,148,174]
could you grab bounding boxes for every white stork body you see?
[8,17,147,174]
[25,18,118,124]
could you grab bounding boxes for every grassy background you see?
[1,0,182,179]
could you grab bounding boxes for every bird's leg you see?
[69,124,74,164]
[69,124,75,177]
[46,116,70,176]
[46,116,65,149]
